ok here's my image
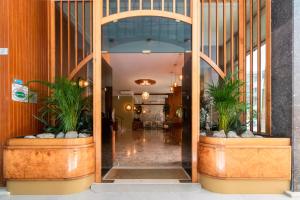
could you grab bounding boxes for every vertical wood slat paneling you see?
[75,1,78,65]
[106,0,109,15]
[223,0,226,75]
[257,0,261,132]
[0,0,49,184]
[201,0,204,52]
[173,0,176,12]
[93,0,102,183]
[50,1,56,83]
[129,0,132,11]
[60,0,63,76]
[90,2,93,52]
[230,0,234,76]
[0,0,9,185]
[250,0,253,131]
[216,0,219,66]
[117,0,120,12]
[208,0,211,58]
[68,0,71,74]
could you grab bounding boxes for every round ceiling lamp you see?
[135,79,156,86]
[124,104,132,111]
[141,91,150,100]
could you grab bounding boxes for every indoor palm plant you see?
[28,77,91,135]
[207,73,245,134]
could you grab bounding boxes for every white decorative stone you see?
[241,130,255,138]
[24,135,36,139]
[78,133,91,138]
[254,135,264,138]
[213,130,226,138]
[56,132,65,138]
[227,131,239,138]
[36,133,55,138]
[65,131,78,138]
[200,132,206,136]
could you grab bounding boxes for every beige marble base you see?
[200,174,290,194]
[7,174,94,195]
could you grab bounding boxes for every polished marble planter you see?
[3,137,95,195]
[198,136,291,194]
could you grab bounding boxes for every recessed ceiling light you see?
[142,50,151,54]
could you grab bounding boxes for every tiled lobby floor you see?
[114,129,181,167]
[4,184,295,200]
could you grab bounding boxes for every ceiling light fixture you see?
[141,91,150,100]
[135,79,156,86]
[179,75,183,80]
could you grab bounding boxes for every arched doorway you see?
[100,16,193,181]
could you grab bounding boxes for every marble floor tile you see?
[114,129,181,168]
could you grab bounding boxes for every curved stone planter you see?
[4,137,95,195]
[198,136,291,194]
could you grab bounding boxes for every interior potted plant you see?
[25,77,92,139]
[205,73,258,138]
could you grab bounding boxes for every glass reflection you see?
[102,17,192,53]
[200,59,221,133]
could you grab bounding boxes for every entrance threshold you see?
[102,167,191,183]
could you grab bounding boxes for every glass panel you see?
[252,0,257,48]
[203,1,209,55]
[109,0,117,14]
[253,50,258,132]
[78,2,83,63]
[199,1,202,51]
[186,0,190,16]
[225,1,231,74]
[70,2,76,72]
[260,0,266,133]
[102,17,192,53]
[103,0,107,16]
[62,2,68,76]
[246,55,251,130]
[55,2,61,77]
[176,0,184,15]
[260,44,266,133]
[84,2,91,55]
[153,0,162,10]
[164,0,173,12]
[200,59,222,133]
[143,0,151,9]
[120,0,129,12]
[210,2,216,63]
[233,0,238,64]
[217,1,224,71]
[131,0,140,10]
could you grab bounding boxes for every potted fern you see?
[27,77,92,138]
[207,73,245,137]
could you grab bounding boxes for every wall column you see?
[271,0,300,192]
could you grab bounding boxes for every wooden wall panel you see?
[0,0,49,185]
[0,0,10,186]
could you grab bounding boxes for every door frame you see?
[93,0,200,183]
